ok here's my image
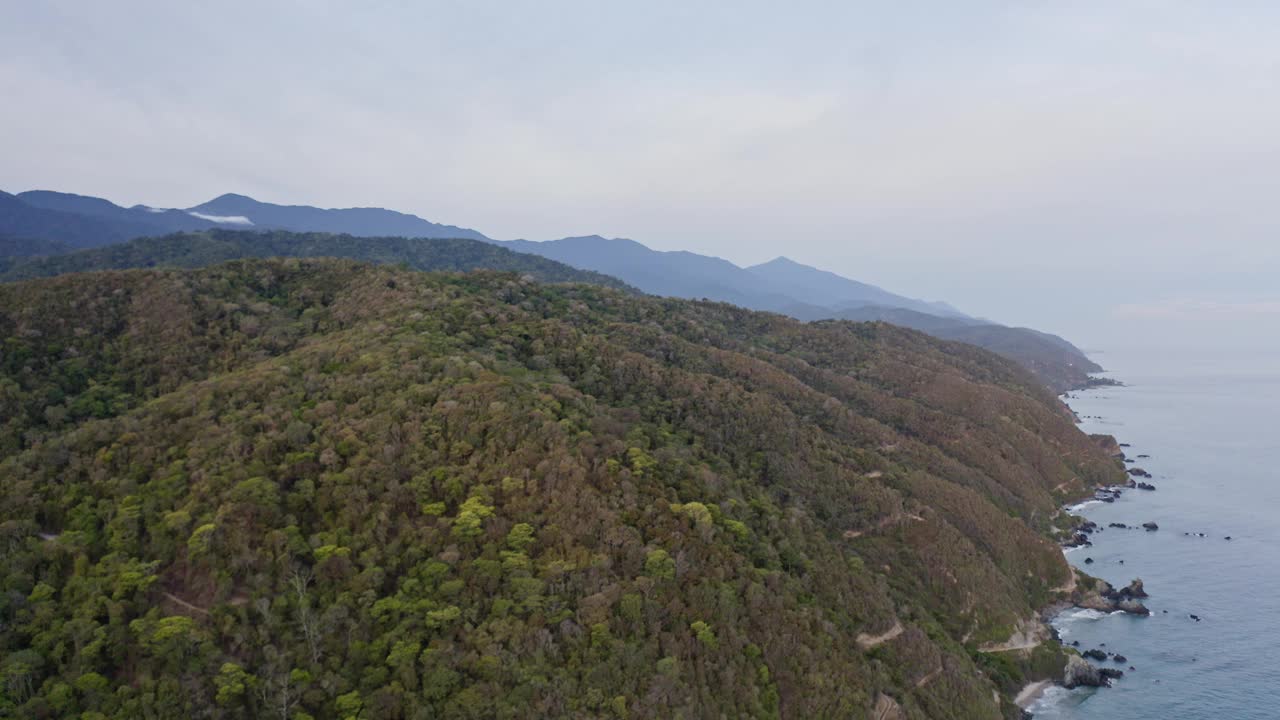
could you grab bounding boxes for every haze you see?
[4,1,1277,353]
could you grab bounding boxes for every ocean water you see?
[1028,347,1280,719]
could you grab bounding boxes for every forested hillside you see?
[0,260,1122,719]
[0,230,632,291]
[830,306,1105,392]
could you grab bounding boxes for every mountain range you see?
[0,229,634,292]
[4,190,487,249]
[0,258,1124,718]
[0,189,1102,390]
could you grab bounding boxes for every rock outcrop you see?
[1063,654,1123,688]
[1073,577,1151,616]
[1064,655,1103,688]
[1120,579,1147,598]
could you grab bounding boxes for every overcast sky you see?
[4,1,1278,351]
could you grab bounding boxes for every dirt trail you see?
[162,591,210,616]
[913,665,942,689]
[856,620,904,650]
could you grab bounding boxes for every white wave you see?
[1027,684,1089,714]
[1063,608,1111,621]
[188,211,254,225]
[1053,607,1126,637]
[1066,500,1103,512]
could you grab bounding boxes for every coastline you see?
[1009,374,1150,713]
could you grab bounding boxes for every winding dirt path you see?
[162,591,210,616]
[856,620,904,650]
[914,665,942,689]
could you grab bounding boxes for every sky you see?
[3,1,1279,352]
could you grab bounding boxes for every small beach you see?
[1016,680,1053,709]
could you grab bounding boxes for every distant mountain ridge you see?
[0,229,634,292]
[499,237,963,320]
[497,235,1101,390]
[746,256,967,319]
[2,190,487,255]
[1,191,160,251]
[187,193,488,239]
[500,236,802,312]
[0,188,1103,390]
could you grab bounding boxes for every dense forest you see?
[830,306,1105,393]
[0,230,632,292]
[0,260,1123,718]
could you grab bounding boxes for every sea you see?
[1028,346,1280,719]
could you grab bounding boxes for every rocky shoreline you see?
[1016,388,1157,713]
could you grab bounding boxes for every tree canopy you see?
[0,259,1122,718]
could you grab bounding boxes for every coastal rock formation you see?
[1062,518,1100,548]
[1143,522,1159,531]
[1128,467,1153,478]
[1074,577,1151,616]
[1121,579,1148,598]
[1063,655,1104,688]
[1063,655,1125,688]
[1117,599,1151,616]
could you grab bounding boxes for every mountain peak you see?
[757,255,804,268]
[191,193,260,213]
[208,192,256,203]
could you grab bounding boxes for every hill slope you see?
[0,229,633,291]
[832,306,1104,392]
[0,259,1122,719]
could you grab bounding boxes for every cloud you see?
[1114,299,1280,319]
[188,212,254,225]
